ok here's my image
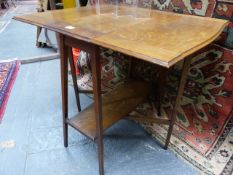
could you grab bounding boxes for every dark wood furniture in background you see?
[36,0,62,48]
[0,0,15,9]
[14,6,228,175]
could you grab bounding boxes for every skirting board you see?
[21,53,59,64]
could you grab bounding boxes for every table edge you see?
[13,15,229,68]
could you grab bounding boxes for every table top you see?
[13,6,228,68]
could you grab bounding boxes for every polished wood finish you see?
[90,45,104,175]
[58,33,69,147]
[164,56,192,149]
[67,81,150,140]
[13,6,228,68]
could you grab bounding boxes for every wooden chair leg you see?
[164,57,192,149]
[44,29,53,47]
[157,67,168,116]
[36,26,42,47]
[68,47,81,112]
[59,34,69,147]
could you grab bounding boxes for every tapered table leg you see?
[68,47,81,112]
[91,45,104,175]
[164,56,192,149]
[59,34,69,147]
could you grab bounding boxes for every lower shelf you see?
[67,80,150,141]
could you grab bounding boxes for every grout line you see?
[0,20,11,34]
[1,11,9,19]
[22,108,33,175]
[26,140,91,156]
[22,62,43,175]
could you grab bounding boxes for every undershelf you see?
[66,80,150,141]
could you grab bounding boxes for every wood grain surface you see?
[13,6,228,67]
[67,81,150,140]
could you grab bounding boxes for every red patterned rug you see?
[73,44,233,175]
[0,60,20,122]
[134,44,233,175]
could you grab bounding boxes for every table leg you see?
[36,26,42,47]
[127,56,134,79]
[91,45,104,175]
[59,34,69,147]
[68,47,81,112]
[157,67,168,116]
[164,56,192,149]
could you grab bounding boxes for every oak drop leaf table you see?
[14,6,228,175]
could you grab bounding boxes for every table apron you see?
[64,35,95,53]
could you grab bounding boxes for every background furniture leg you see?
[59,34,69,147]
[48,0,56,10]
[164,57,192,149]
[36,26,42,47]
[68,47,81,112]
[91,45,104,175]
[157,67,168,116]
[127,56,133,79]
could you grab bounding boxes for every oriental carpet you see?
[0,60,20,122]
[134,44,233,175]
[73,44,233,175]
[67,0,233,174]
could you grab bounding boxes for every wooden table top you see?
[13,6,228,68]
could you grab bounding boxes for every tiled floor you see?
[0,60,199,175]
[0,2,55,60]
